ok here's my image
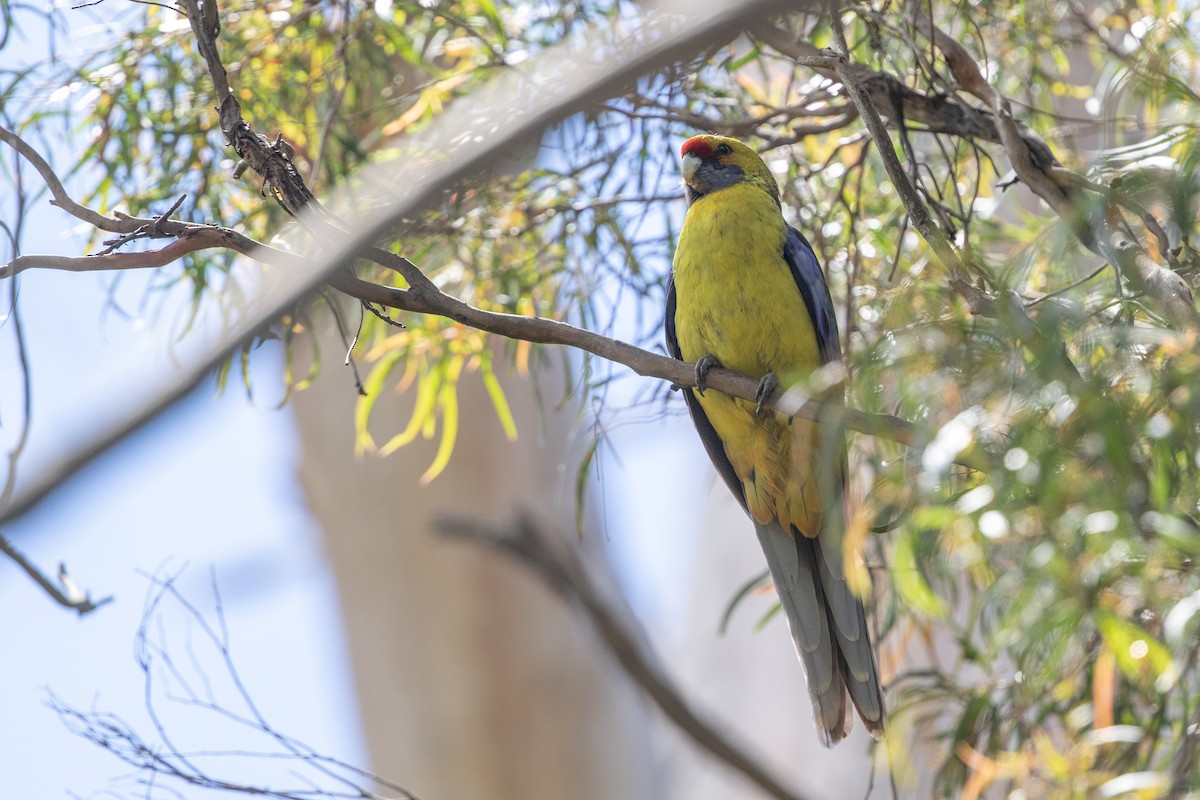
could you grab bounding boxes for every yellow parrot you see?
[665,134,884,745]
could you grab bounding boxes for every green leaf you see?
[1096,612,1173,687]
[719,570,770,635]
[419,356,463,484]
[573,439,596,538]
[893,526,948,619]
[379,358,444,456]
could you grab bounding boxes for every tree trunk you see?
[291,336,658,800]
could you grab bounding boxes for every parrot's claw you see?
[694,354,722,396]
[755,372,780,416]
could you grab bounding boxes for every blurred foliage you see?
[6,0,1200,796]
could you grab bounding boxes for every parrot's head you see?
[679,135,778,206]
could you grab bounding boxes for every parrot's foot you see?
[755,372,780,416]
[694,354,722,396]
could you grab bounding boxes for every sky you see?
[1,6,368,783]
[0,135,711,800]
[0,252,369,797]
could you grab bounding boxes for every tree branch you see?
[762,14,1198,335]
[3,232,956,469]
[0,0,987,531]
[0,126,124,233]
[905,11,1199,333]
[438,512,815,800]
[0,532,112,615]
[765,12,1085,385]
[752,25,1053,162]
[0,106,969,466]
[0,129,988,525]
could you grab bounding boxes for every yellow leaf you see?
[893,526,948,619]
[379,360,443,455]
[420,359,464,484]
[842,502,872,598]
[480,354,518,441]
[1096,612,1173,687]
[354,350,404,455]
[515,338,531,376]
[382,71,472,136]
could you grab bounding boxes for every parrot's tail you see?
[755,519,885,746]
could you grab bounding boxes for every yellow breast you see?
[672,182,826,535]
[672,183,821,379]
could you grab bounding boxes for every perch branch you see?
[0,116,990,531]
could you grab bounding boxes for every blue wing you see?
[783,225,841,365]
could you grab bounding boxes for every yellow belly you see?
[672,184,826,535]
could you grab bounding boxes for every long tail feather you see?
[755,519,885,745]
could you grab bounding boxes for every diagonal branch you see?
[438,512,815,800]
[0,533,113,615]
[0,120,930,456]
[0,126,124,233]
[761,14,1198,334]
[765,12,1084,384]
[3,238,964,470]
[0,120,991,521]
[904,11,1199,333]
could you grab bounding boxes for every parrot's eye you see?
[715,143,732,155]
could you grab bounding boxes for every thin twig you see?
[0,534,113,614]
[52,566,419,798]
[814,7,1084,384]
[1025,264,1109,307]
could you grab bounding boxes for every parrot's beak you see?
[681,152,701,186]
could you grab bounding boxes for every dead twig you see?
[0,533,112,615]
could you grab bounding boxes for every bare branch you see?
[760,17,1199,334]
[753,26,1041,154]
[3,229,267,276]
[763,11,1084,385]
[0,126,958,486]
[325,272,974,467]
[0,534,112,615]
[51,567,418,798]
[438,512,815,800]
[0,126,124,233]
[0,124,985,494]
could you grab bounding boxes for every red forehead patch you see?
[681,137,713,159]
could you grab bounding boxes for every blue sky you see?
[0,18,368,774]
[0,251,369,797]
